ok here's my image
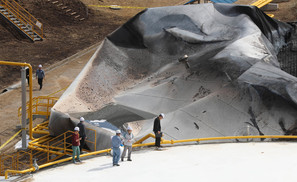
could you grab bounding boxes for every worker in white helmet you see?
[36,64,45,90]
[153,113,164,149]
[111,130,122,166]
[72,127,82,163]
[121,126,134,162]
[77,117,87,153]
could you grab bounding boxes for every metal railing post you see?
[64,133,66,154]
[21,67,27,149]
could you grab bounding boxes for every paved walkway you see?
[0,43,100,152]
[3,142,296,182]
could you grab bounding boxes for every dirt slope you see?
[0,0,127,91]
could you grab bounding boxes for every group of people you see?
[25,64,45,90]
[71,113,165,166]
[111,126,134,166]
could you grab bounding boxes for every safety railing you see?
[0,0,43,39]
[133,133,297,147]
[29,131,74,157]
[32,121,50,135]
[250,0,274,17]
[0,154,14,176]
[0,150,32,176]
[5,133,297,179]
[85,128,97,151]
[18,96,58,124]
[251,0,273,8]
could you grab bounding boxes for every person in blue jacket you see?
[111,130,122,166]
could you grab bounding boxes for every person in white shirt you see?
[121,126,134,161]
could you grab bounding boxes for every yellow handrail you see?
[85,128,97,151]
[0,0,43,39]
[5,134,297,179]
[251,0,273,8]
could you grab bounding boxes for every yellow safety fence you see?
[250,0,274,17]
[0,150,32,176]
[5,133,297,179]
[0,0,43,39]
[18,96,58,125]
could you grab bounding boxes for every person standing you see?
[77,117,87,153]
[36,64,45,90]
[111,130,122,166]
[25,66,30,86]
[153,113,164,149]
[121,126,134,162]
[72,127,81,164]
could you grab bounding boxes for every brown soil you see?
[0,0,128,91]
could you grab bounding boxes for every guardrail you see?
[5,134,297,179]
[18,96,58,125]
[0,0,43,39]
[0,150,32,176]
[85,128,97,151]
[251,0,273,8]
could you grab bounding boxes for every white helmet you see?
[127,126,132,131]
[80,117,85,122]
[159,113,165,118]
[38,64,42,68]
[74,127,80,131]
[116,130,121,134]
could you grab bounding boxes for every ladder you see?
[0,0,43,41]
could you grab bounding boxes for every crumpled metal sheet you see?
[49,4,296,150]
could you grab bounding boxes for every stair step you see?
[70,12,77,15]
[74,15,80,18]
[52,1,58,4]
[79,18,85,21]
[57,3,63,7]
[61,6,67,9]
[65,9,71,12]
[34,38,41,41]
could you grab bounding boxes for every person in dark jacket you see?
[36,64,45,90]
[77,117,87,153]
[153,113,164,148]
[72,127,81,163]
[25,66,30,86]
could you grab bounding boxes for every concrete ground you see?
[7,142,297,182]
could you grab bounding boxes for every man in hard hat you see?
[121,126,134,162]
[36,64,45,90]
[77,117,87,153]
[72,127,82,163]
[112,130,122,166]
[153,113,164,149]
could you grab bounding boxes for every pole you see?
[21,67,27,149]
[0,61,33,140]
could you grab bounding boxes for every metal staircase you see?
[0,0,43,41]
